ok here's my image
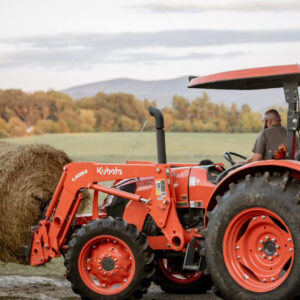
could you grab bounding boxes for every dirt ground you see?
[0,275,222,300]
[0,256,223,300]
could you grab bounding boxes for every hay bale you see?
[0,142,89,264]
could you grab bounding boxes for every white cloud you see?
[0,29,299,69]
[137,0,300,13]
[0,0,299,90]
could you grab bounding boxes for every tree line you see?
[0,89,283,137]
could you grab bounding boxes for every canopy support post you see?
[283,80,299,159]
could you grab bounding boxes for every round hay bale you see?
[0,142,89,264]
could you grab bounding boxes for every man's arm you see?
[236,131,265,165]
[244,153,263,163]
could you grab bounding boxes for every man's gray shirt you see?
[252,125,288,159]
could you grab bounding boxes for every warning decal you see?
[156,180,166,197]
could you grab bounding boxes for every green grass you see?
[0,131,257,277]
[0,258,65,277]
[4,132,257,167]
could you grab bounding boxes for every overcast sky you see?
[0,0,299,91]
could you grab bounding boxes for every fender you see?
[207,159,300,212]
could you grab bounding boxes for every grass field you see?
[4,132,258,167]
[0,131,257,277]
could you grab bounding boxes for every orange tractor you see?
[24,65,300,300]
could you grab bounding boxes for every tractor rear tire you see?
[153,257,212,294]
[64,217,154,300]
[205,172,300,300]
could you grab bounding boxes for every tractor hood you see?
[188,64,300,90]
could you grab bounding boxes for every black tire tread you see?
[205,171,300,300]
[64,217,154,300]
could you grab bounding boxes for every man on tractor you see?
[237,108,296,164]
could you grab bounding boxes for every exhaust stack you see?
[148,106,167,164]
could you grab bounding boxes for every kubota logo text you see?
[97,167,123,176]
[72,169,88,182]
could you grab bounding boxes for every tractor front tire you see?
[64,217,154,300]
[205,172,300,300]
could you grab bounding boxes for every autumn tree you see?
[78,109,97,132]
[34,120,60,134]
[95,108,116,131]
[8,117,27,137]
[0,88,266,137]
[0,118,9,137]
[237,104,261,132]
[172,95,189,120]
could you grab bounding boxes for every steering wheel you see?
[223,151,247,166]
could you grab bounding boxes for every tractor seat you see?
[199,163,225,184]
[295,149,300,161]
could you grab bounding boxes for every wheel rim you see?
[223,207,294,293]
[78,235,136,295]
[158,258,203,284]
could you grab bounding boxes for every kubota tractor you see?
[24,64,300,300]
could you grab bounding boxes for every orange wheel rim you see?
[158,258,203,284]
[223,207,294,292]
[78,235,135,295]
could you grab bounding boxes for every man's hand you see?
[235,161,246,165]
[238,153,263,165]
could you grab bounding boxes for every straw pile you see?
[0,142,88,264]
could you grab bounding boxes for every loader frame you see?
[28,161,201,266]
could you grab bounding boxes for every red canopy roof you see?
[188,64,300,90]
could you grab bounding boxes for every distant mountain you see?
[61,77,284,112]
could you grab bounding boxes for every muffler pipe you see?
[148,106,167,164]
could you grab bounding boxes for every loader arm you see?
[27,161,185,266]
